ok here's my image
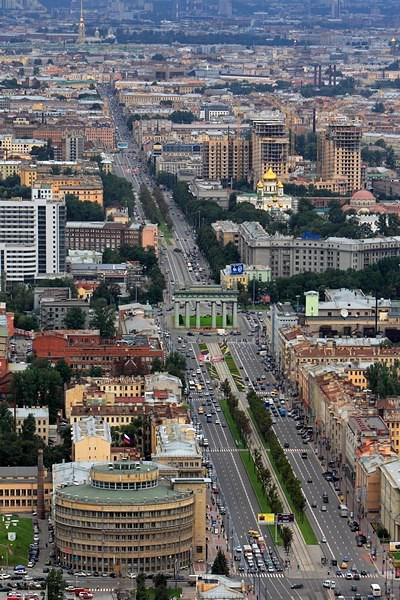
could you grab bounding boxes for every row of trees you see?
[366,361,400,398]
[0,174,31,199]
[267,256,400,305]
[0,402,71,468]
[101,172,135,215]
[248,392,306,515]
[66,194,104,221]
[139,184,165,226]
[221,379,251,440]
[136,573,175,600]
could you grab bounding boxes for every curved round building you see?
[54,461,196,574]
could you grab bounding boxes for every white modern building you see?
[0,196,65,286]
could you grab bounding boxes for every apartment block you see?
[201,131,250,182]
[251,112,289,184]
[317,119,362,193]
[238,222,400,278]
[0,196,66,285]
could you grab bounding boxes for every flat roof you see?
[57,480,192,505]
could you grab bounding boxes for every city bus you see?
[339,504,349,518]
[117,141,128,150]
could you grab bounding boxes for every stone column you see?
[174,301,180,328]
[211,301,217,329]
[185,301,191,329]
[222,301,227,328]
[232,301,238,328]
[195,301,201,329]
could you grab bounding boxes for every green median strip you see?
[265,447,318,545]
[239,450,282,544]
[220,398,281,544]
[220,398,245,449]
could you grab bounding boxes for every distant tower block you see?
[77,0,86,44]
[218,0,232,17]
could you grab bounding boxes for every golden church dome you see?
[263,167,277,181]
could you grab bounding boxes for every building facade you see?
[54,461,206,573]
[317,120,362,193]
[0,196,66,285]
[251,113,289,184]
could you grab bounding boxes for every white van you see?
[370,583,382,597]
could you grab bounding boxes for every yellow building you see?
[0,466,52,514]
[220,264,248,290]
[71,416,112,462]
[20,165,38,187]
[65,378,145,419]
[344,364,369,389]
[0,160,21,180]
[200,132,250,182]
[34,175,104,205]
[54,461,207,573]
[13,407,49,444]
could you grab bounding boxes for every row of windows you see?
[56,505,192,520]
[92,479,157,490]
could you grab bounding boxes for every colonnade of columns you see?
[174,299,238,329]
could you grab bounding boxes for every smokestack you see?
[313,64,317,87]
[37,449,45,520]
[333,64,337,87]
[318,65,322,87]
[312,108,317,133]
[328,65,332,87]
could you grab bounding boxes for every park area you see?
[0,515,32,568]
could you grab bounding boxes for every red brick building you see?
[33,330,163,375]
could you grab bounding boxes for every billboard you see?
[276,513,295,525]
[257,513,275,525]
[230,263,244,275]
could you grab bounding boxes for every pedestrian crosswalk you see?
[284,448,309,453]
[208,447,240,453]
[233,571,284,579]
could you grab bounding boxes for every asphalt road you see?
[103,92,388,599]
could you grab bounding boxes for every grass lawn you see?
[220,398,246,449]
[199,342,208,352]
[0,515,32,568]
[240,451,282,544]
[249,432,318,545]
[178,315,232,328]
[159,222,172,243]
[224,352,245,391]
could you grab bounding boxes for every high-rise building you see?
[317,119,362,193]
[0,196,65,286]
[251,112,289,186]
[65,135,84,161]
[201,131,250,183]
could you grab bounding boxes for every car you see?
[321,505,327,512]
[65,586,75,591]
[321,536,327,543]
[127,573,136,579]
[74,571,87,577]
[0,573,10,580]
[345,572,353,580]
[283,442,289,448]
[322,580,335,589]
[290,583,303,589]
[360,569,368,577]
[311,501,317,508]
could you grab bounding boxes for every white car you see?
[322,579,335,589]
[321,536,327,543]
[127,572,136,579]
[0,573,10,579]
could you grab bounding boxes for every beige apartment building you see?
[251,113,289,184]
[201,131,250,182]
[238,222,400,278]
[317,120,362,193]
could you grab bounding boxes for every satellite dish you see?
[341,308,349,319]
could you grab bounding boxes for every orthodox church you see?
[236,167,296,218]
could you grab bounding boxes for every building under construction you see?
[251,112,289,185]
[317,119,362,193]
